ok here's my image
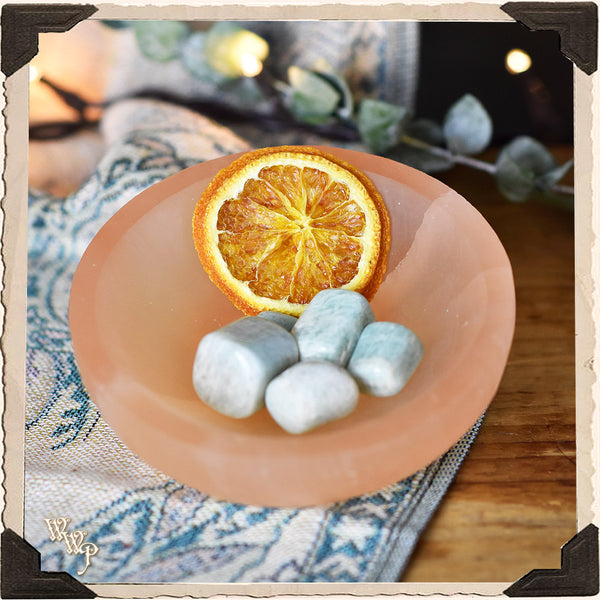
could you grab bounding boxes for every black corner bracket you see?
[1,3,98,78]
[1,529,96,599]
[504,523,599,597]
[502,2,598,75]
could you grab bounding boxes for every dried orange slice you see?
[193,146,390,316]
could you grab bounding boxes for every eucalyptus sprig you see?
[104,19,574,208]
[282,67,574,207]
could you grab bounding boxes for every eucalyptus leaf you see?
[495,136,557,202]
[536,158,574,190]
[357,99,409,154]
[206,21,241,40]
[133,21,190,62]
[395,118,454,171]
[221,77,266,104]
[502,136,556,172]
[390,144,454,173]
[287,66,341,124]
[495,154,534,202]
[443,94,493,155]
[101,20,132,29]
[406,118,445,146]
[311,64,354,120]
[180,31,231,83]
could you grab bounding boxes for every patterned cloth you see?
[24,97,482,583]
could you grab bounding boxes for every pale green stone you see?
[193,317,299,418]
[292,289,375,365]
[347,321,423,396]
[265,361,359,434]
[258,311,298,332]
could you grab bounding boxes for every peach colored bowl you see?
[69,147,516,507]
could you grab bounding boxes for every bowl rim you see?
[69,146,516,506]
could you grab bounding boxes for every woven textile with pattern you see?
[24,98,482,583]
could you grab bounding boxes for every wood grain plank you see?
[401,146,576,582]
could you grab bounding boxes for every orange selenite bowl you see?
[69,147,515,507]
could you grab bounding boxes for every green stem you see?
[551,183,576,195]
[401,135,494,174]
[400,135,574,197]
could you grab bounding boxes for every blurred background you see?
[417,22,573,144]
[28,19,573,196]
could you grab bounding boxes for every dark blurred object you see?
[416,22,573,144]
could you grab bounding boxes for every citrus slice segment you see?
[193,146,390,316]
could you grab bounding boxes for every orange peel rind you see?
[193,145,391,316]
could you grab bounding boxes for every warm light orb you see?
[207,27,269,78]
[239,53,263,78]
[505,49,532,74]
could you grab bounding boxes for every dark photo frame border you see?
[1,2,597,598]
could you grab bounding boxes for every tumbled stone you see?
[292,289,375,365]
[193,317,299,418]
[347,321,423,396]
[258,311,298,332]
[265,361,359,434]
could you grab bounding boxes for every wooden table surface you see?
[401,146,577,583]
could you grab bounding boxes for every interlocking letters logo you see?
[44,517,99,575]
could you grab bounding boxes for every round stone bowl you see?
[69,147,516,507]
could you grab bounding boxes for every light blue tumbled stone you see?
[193,317,299,418]
[258,311,298,332]
[265,361,359,434]
[292,289,375,366]
[347,321,424,397]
